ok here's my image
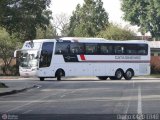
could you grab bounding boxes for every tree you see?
[0,0,52,41]
[68,0,109,37]
[121,0,160,40]
[98,23,136,40]
[0,27,22,75]
[52,13,70,36]
[36,24,58,39]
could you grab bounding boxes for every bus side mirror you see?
[14,50,17,58]
[14,50,21,58]
[14,51,17,58]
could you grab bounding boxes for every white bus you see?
[14,40,43,77]
[36,37,150,81]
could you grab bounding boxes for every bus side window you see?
[124,44,148,55]
[125,44,137,55]
[55,43,61,54]
[100,44,113,55]
[100,45,109,54]
[85,43,98,54]
[137,44,148,55]
[57,49,62,54]
[70,43,84,54]
[115,45,124,55]
[55,42,70,54]
[138,50,146,55]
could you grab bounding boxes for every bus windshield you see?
[19,50,39,68]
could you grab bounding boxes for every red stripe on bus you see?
[80,54,86,61]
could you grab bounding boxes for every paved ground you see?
[0,77,160,120]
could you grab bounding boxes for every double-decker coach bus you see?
[14,40,44,77]
[37,37,150,81]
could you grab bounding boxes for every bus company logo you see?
[2,114,7,120]
[65,56,76,60]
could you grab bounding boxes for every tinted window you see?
[137,44,148,55]
[39,42,54,68]
[125,44,138,55]
[55,42,70,54]
[100,44,113,54]
[55,42,148,56]
[85,43,98,54]
[114,45,125,55]
[70,43,84,54]
[125,44,148,55]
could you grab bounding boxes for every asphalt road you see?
[0,78,160,120]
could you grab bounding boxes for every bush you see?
[0,65,19,76]
[98,23,136,40]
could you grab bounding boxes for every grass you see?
[135,74,160,78]
[149,74,160,78]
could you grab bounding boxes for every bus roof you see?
[60,37,106,41]
[24,39,57,43]
[60,37,148,44]
[24,38,148,44]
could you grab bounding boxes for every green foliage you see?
[121,0,160,39]
[0,27,22,75]
[61,23,69,37]
[98,23,136,40]
[68,0,108,37]
[36,24,58,39]
[0,0,52,41]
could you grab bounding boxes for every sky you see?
[50,0,139,34]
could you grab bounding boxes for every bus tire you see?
[56,69,64,81]
[40,77,44,81]
[97,76,108,80]
[124,69,134,80]
[115,69,123,80]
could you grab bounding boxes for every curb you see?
[0,76,20,79]
[0,85,39,96]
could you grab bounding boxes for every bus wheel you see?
[56,69,64,81]
[115,69,123,80]
[124,69,134,80]
[97,76,108,80]
[40,77,44,81]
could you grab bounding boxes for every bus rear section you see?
[37,38,150,81]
